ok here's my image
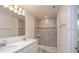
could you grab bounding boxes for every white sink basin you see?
[4,45,17,48]
[0,39,37,53]
[0,45,18,52]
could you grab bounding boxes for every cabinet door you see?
[15,41,38,53]
[23,42,38,53]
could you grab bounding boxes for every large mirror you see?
[0,5,25,38]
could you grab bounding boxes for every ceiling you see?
[19,5,58,20]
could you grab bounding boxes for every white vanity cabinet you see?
[15,41,38,53]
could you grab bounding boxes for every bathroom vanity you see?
[15,39,38,53]
[0,6,38,53]
[0,39,38,53]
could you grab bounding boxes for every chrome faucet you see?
[23,38,26,41]
[0,40,7,47]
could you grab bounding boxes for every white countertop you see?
[0,39,37,53]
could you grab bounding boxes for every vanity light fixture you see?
[14,5,18,9]
[22,10,25,15]
[3,5,25,16]
[19,8,22,11]
[9,6,14,11]
[18,11,21,15]
[14,9,18,13]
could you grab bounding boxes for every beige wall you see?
[38,19,56,27]
[25,12,35,39]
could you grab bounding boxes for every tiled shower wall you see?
[35,19,57,47]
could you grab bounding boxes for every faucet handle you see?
[2,40,7,46]
[3,40,7,42]
[0,40,8,47]
[3,40,7,43]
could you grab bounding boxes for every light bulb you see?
[19,8,22,11]
[18,11,21,15]
[14,5,18,9]
[9,7,13,11]
[22,10,25,15]
[14,10,18,13]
